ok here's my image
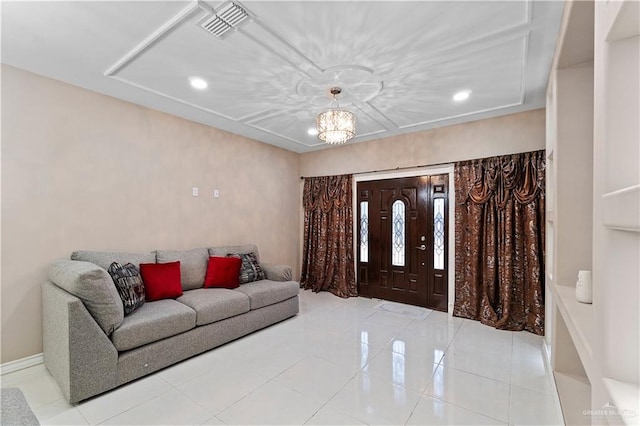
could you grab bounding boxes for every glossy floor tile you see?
[407,395,507,425]
[325,372,423,425]
[2,289,564,425]
[217,381,323,425]
[424,364,511,423]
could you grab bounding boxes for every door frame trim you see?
[354,164,456,314]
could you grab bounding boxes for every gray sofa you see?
[42,244,299,403]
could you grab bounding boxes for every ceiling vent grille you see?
[200,2,250,39]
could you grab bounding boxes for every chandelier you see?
[316,87,356,144]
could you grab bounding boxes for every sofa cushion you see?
[49,260,124,335]
[233,280,299,310]
[107,262,145,315]
[177,289,250,326]
[208,244,259,261]
[156,248,208,291]
[139,262,183,301]
[111,299,196,351]
[204,256,242,289]
[71,250,156,271]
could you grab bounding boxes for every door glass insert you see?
[434,198,445,270]
[360,201,369,262]
[392,200,405,266]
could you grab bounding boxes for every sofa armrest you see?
[261,263,293,282]
[42,281,118,403]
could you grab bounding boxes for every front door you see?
[357,175,449,311]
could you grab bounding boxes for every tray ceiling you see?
[1,1,563,153]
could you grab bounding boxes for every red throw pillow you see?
[204,256,242,289]
[139,261,183,301]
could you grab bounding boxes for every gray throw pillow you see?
[228,252,265,284]
[49,260,124,335]
[107,262,145,315]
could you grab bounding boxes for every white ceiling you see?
[1,1,563,153]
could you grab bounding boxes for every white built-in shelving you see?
[602,185,640,232]
[548,0,640,424]
[555,373,592,426]
[593,0,640,424]
[546,0,595,423]
[552,285,593,381]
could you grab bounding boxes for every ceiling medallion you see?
[296,65,383,107]
[316,87,355,145]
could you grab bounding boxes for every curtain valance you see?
[455,150,545,209]
[302,174,353,212]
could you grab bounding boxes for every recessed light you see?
[189,77,208,90]
[307,128,318,136]
[453,90,472,102]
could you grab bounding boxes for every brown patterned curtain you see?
[301,174,357,298]
[454,150,545,335]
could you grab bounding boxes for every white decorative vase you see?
[576,270,593,304]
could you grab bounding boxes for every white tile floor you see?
[2,290,564,425]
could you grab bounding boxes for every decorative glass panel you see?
[360,201,369,262]
[392,200,405,266]
[434,198,445,270]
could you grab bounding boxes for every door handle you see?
[416,244,426,251]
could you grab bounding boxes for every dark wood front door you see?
[357,175,449,311]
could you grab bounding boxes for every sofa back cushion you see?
[139,261,183,301]
[155,248,209,291]
[208,244,259,261]
[49,260,124,335]
[71,250,156,271]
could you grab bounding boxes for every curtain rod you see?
[299,161,454,180]
[299,149,545,180]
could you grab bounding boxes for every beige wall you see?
[299,109,545,177]
[1,64,546,364]
[0,65,300,363]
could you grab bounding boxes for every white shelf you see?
[603,185,640,232]
[555,372,591,426]
[602,378,640,425]
[553,284,594,381]
[605,0,640,42]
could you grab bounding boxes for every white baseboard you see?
[543,340,566,425]
[543,340,552,370]
[0,353,44,376]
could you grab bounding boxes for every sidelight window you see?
[392,200,406,266]
[360,201,369,262]
[434,198,445,270]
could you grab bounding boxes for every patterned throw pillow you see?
[227,252,265,284]
[108,262,145,315]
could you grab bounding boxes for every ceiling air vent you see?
[199,2,250,39]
